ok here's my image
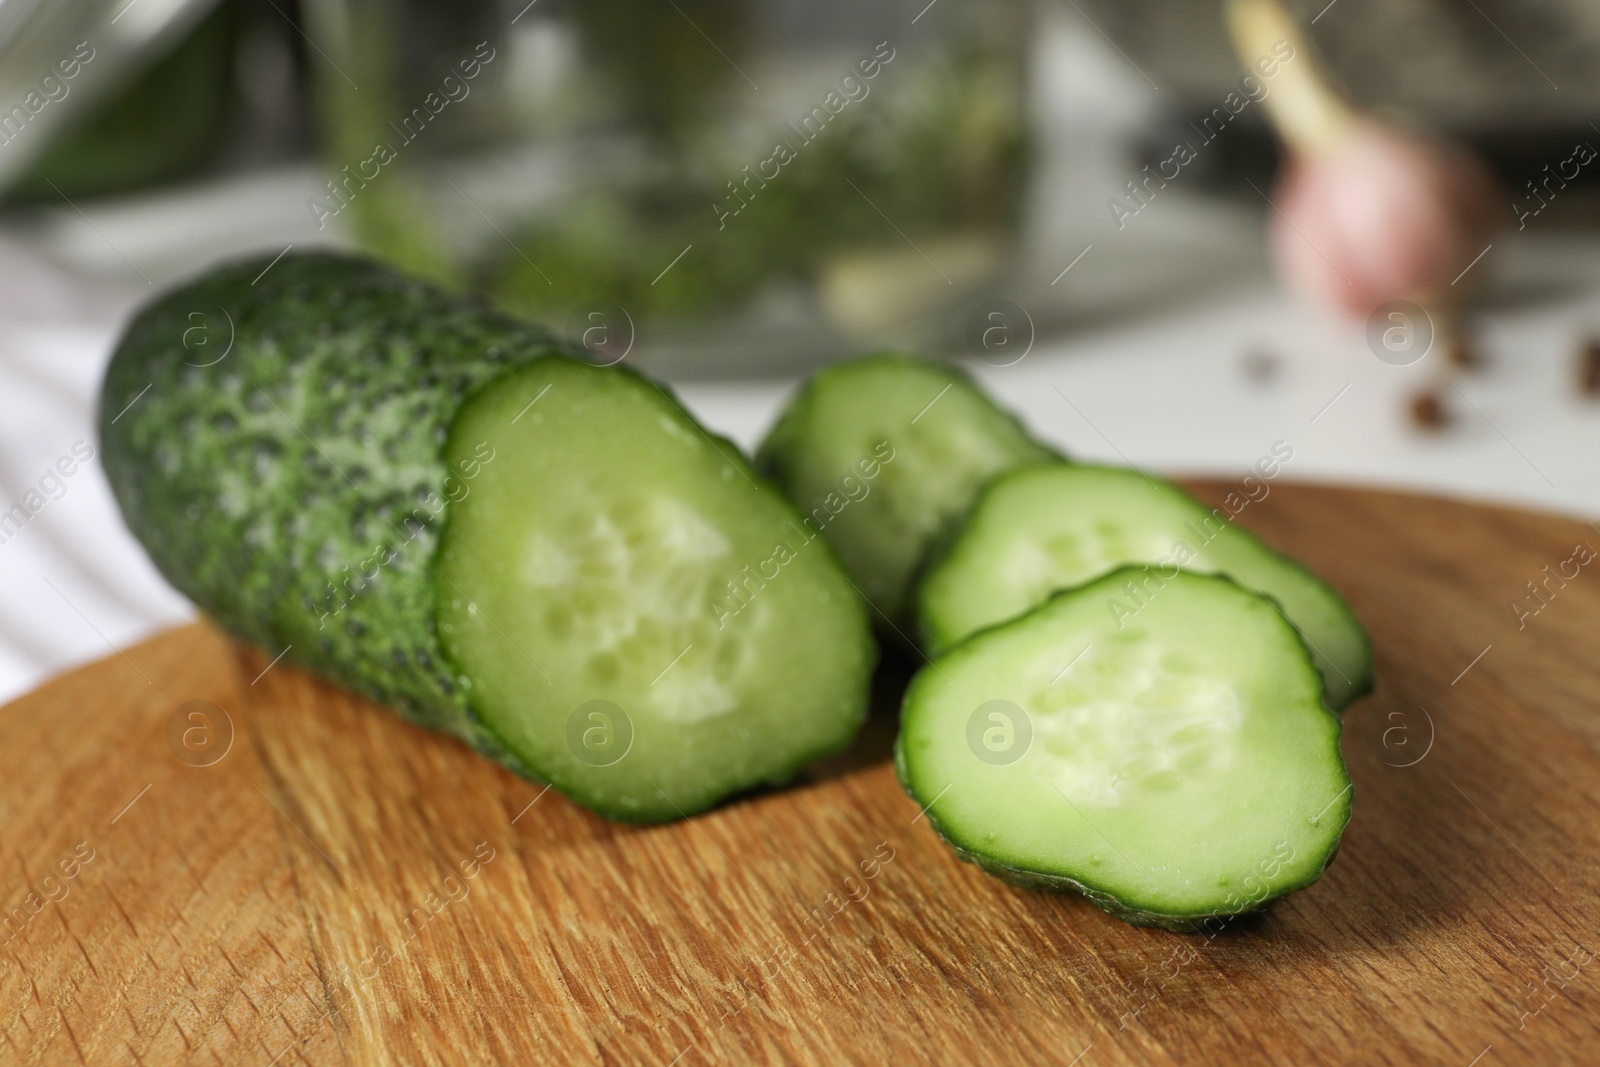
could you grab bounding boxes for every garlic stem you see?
[1225,0,1358,156]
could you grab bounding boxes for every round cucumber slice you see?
[756,353,1057,623]
[898,568,1352,929]
[436,359,875,822]
[917,463,1372,709]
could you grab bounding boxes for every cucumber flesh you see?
[917,463,1371,709]
[756,353,1057,623]
[437,360,875,821]
[898,568,1351,929]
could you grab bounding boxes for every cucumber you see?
[100,252,874,822]
[756,354,1057,624]
[897,568,1351,929]
[917,463,1372,709]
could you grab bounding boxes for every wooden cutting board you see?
[4,482,1599,1067]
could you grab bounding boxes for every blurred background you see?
[2,0,1600,701]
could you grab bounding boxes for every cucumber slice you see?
[101,252,874,822]
[918,463,1371,709]
[898,568,1351,929]
[436,361,875,820]
[756,353,1057,623]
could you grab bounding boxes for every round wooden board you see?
[4,481,1599,1066]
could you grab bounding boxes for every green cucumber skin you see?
[99,252,569,761]
[896,568,1353,931]
[755,351,1060,625]
[916,464,1376,709]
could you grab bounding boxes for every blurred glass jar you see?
[0,0,229,199]
[300,0,1031,376]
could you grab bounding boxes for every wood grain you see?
[3,482,1599,1066]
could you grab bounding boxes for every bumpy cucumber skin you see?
[916,463,1375,710]
[755,352,1058,624]
[101,252,568,762]
[896,567,1353,931]
[103,252,876,819]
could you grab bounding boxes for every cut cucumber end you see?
[899,567,1352,929]
[435,358,876,821]
[756,353,1057,622]
[917,463,1373,710]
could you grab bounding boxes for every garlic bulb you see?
[1227,0,1502,316]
